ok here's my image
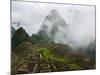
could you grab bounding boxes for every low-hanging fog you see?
[12,1,95,48]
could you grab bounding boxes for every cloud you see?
[12,1,95,48]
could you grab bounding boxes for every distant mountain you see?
[11,27,32,48]
[38,9,69,44]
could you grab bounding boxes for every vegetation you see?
[11,27,96,74]
[37,48,67,63]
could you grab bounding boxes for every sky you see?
[12,1,95,47]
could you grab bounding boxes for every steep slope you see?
[38,9,69,44]
[11,27,32,48]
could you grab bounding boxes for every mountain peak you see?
[50,9,58,15]
[17,27,24,31]
[45,9,61,22]
[38,9,68,44]
[12,27,31,48]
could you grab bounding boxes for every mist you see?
[12,1,95,48]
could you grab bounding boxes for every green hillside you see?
[11,27,96,75]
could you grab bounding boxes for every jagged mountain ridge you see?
[11,27,53,49]
[12,9,69,45]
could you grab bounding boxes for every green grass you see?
[37,48,67,63]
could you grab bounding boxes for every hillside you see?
[11,27,95,75]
